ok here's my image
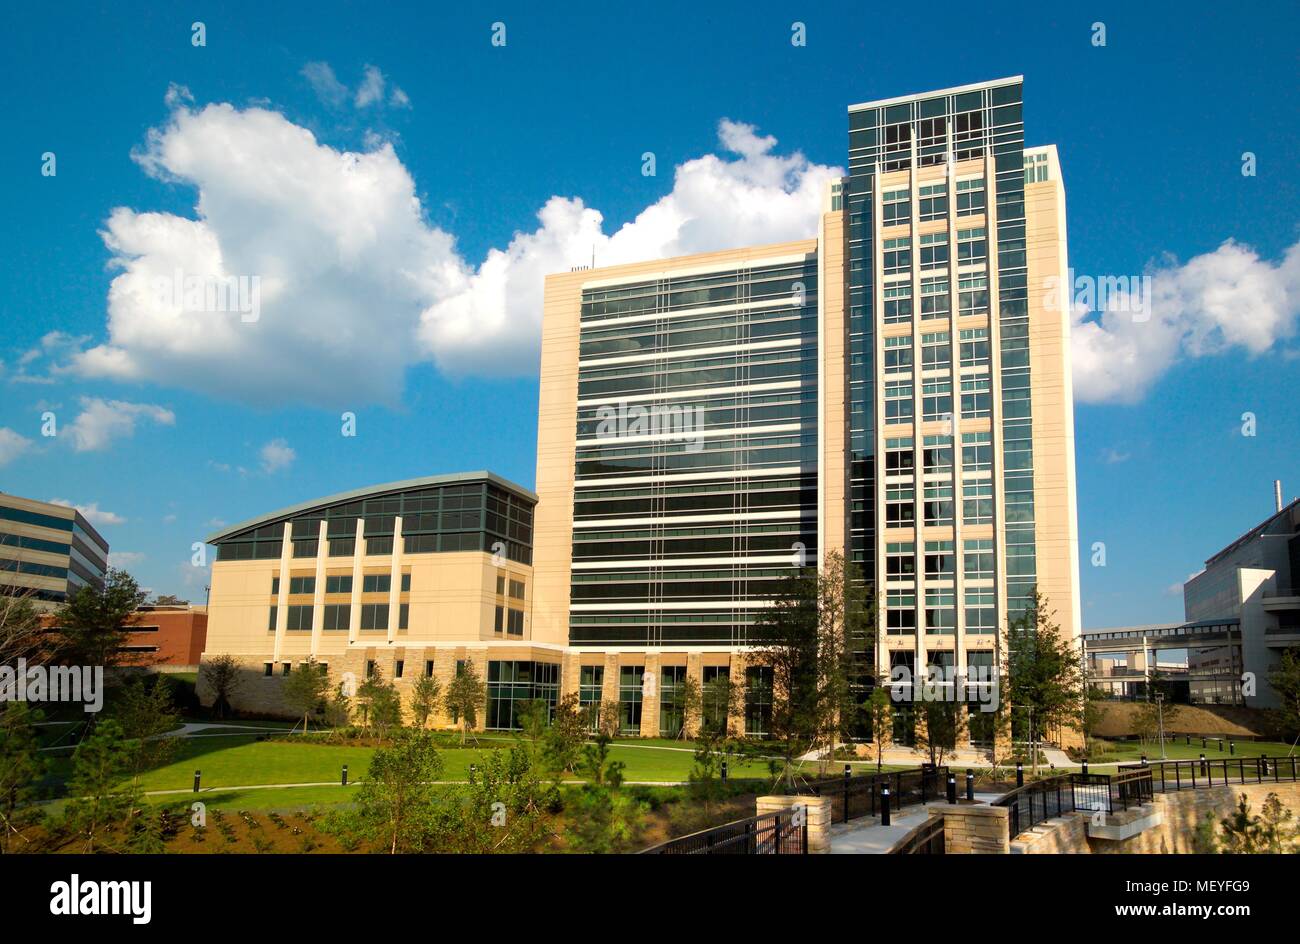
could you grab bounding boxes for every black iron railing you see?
[804,765,949,824]
[640,809,807,855]
[1120,755,1300,792]
[993,769,1154,840]
[889,814,946,855]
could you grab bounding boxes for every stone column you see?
[640,653,661,738]
[928,802,1009,854]
[756,795,833,854]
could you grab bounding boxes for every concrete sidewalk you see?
[828,793,1002,853]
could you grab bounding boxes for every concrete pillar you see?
[640,653,661,737]
[684,652,703,738]
[928,802,1009,854]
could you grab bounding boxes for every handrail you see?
[889,814,946,854]
[640,808,806,855]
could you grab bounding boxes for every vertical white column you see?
[271,521,292,664]
[348,518,364,644]
[387,516,403,644]
[309,519,328,659]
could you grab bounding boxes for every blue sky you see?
[0,1,1296,626]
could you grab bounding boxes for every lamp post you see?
[1155,692,1167,761]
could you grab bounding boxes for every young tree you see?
[63,719,140,853]
[595,699,621,739]
[409,674,441,729]
[351,730,444,853]
[1214,792,1297,854]
[543,693,587,775]
[661,675,698,740]
[569,734,643,853]
[700,670,745,738]
[866,687,892,772]
[1081,684,1109,757]
[438,745,560,853]
[110,676,181,788]
[323,682,352,728]
[0,703,48,852]
[0,589,45,667]
[1004,590,1085,774]
[151,594,188,606]
[51,568,149,668]
[578,733,625,788]
[1268,647,1300,752]
[199,654,245,719]
[915,699,960,767]
[445,661,485,744]
[283,658,330,733]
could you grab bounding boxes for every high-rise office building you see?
[0,492,109,609]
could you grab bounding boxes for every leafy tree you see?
[1081,684,1109,756]
[866,687,892,772]
[361,674,402,738]
[199,654,245,719]
[409,674,441,729]
[151,594,187,606]
[323,682,352,728]
[700,671,743,738]
[0,703,48,852]
[51,568,149,668]
[0,590,44,667]
[283,658,330,733]
[1004,590,1085,773]
[350,730,444,853]
[686,729,731,813]
[578,733,625,788]
[915,698,960,767]
[1268,647,1300,751]
[110,677,180,787]
[437,745,559,853]
[569,734,644,853]
[543,693,587,774]
[63,719,140,853]
[1217,792,1297,854]
[594,699,621,739]
[445,661,485,744]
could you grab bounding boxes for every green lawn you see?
[1092,738,1298,764]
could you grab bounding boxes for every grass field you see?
[1091,737,1298,764]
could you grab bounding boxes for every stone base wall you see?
[756,795,833,854]
[928,802,1010,853]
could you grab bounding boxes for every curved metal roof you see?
[204,470,536,544]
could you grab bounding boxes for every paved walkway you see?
[828,793,1002,854]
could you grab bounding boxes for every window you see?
[401,573,411,592]
[922,381,952,421]
[959,328,990,368]
[919,232,948,270]
[701,666,731,735]
[366,660,376,678]
[885,381,913,423]
[496,574,506,595]
[263,662,273,677]
[1024,152,1049,184]
[886,486,915,526]
[267,606,277,632]
[424,660,435,678]
[918,183,947,222]
[964,539,995,580]
[958,276,989,317]
[365,536,394,556]
[962,432,993,472]
[883,284,912,325]
[293,539,318,559]
[285,604,313,631]
[362,574,391,593]
[886,542,916,579]
[917,116,947,166]
[399,603,409,630]
[956,178,986,216]
[271,577,280,595]
[963,481,994,524]
[966,590,996,633]
[923,435,953,474]
[961,377,993,418]
[395,660,404,679]
[884,437,914,475]
[322,603,350,631]
[360,603,389,630]
[921,331,951,372]
[509,579,525,600]
[884,336,912,375]
[744,666,773,736]
[494,605,504,633]
[486,661,560,731]
[925,588,956,634]
[924,540,955,579]
[619,666,644,735]
[883,236,911,274]
[924,484,954,525]
[920,277,949,319]
[883,123,911,172]
[953,111,984,160]
[325,575,352,594]
[957,227,986,265]
[882,187,910,224]
[288,576,315,595]
[659,665,687,737]
[328,537,355,557]
[579,665,604,732]
[506,608,524,636]
[886,591,917,634]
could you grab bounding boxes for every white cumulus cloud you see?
[1072,237,1300,404]
[259,438,295,473]
[0,428,33,467]
[69,96,837,406]
[65,397,175,451]
[48,499,126,527]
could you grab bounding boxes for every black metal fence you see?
[641,809,807,855]
[805,765,949,824]
[1120,755,1300,792]
[993,769,1154,840]
[889,814,946,855]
